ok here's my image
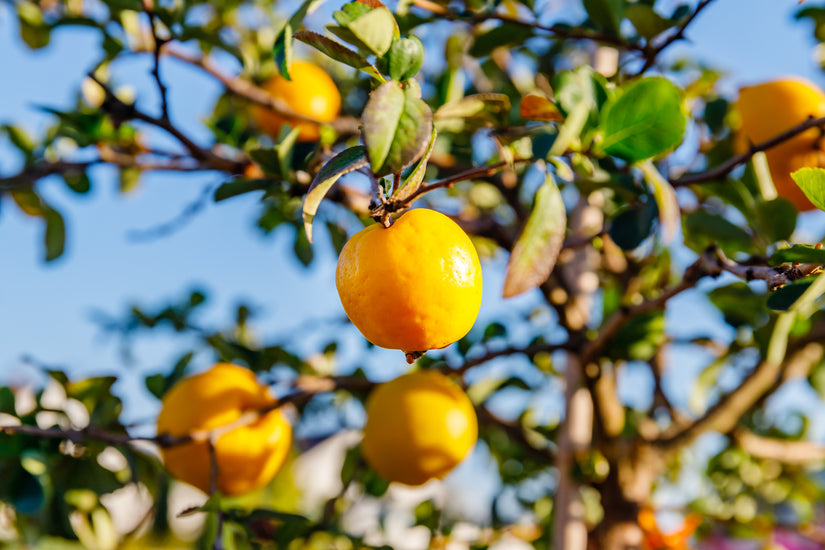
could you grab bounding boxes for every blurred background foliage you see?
[6,0,825,548]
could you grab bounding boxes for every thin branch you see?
[89,73,244,173]
[0,157,208,191]
[635,0,716,74]
[127,183,215,242]
[654,343,825,453]
[411,0,646,53]
[445,341,568,376]
[0,374,372,449]
[712,246,822,291]
[141,0,170,121]
[673,114,825,186]
[164,47,360,137]
[401,157,534,206]
[733,428,825,464]
[581,255,708,366]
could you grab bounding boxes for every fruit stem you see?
[405,351,424,364]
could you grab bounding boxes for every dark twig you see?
[402,157,534,206]
[446,341,568,376]
[164,47,360,137]
[0,156,204,191]
[581,256,708,366]
[635,0,716,75]
[411,0,646,53]
[88,73,244,173]
[673,114,825,186]
[127,183,216,242]
[141,0,170,121]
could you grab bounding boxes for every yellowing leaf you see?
[503,169,566,298]
[519,93,562,122]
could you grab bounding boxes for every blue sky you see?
[1,0,823,426]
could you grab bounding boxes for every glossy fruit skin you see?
[252,61,341,142]
[156,363,291,496]
[735,78,825,211]
[335,209,483,353]
[361,370,478,486]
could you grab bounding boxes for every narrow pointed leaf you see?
[792,167,825,211]
[294,31,384,81]
[362,81,433,176]
[770,245,825,266]
[303,146,369,242]
[639,159,680,244]
[393,127,437,203]
[44,207,65,262]
[503,170,566,298]
[434,93,510,129]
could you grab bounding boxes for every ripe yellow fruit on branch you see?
[252,61,341,142]
[156,363,292,496]
[335,209,483,355]
[735,78,825,211]
[361,370,477,486]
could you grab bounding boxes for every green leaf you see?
[44,208,66,262]
[767,280,814,311]
[17,1,50,49]
[433,93,510,132]
[468,22,533,57]
[683,211,755,256]
[0,387,15,415]
[503,170,566,298]
[329,4,397,57]
[272,23,293,80]
[63,171,91,194]
[302,146,369,242]
[607,310,665,361]
[583,0,625,35]
[755,198,797,243]
[770,245,825,266]
[553,66,608,119]
[362,81,433,176]
[293,31,384,81]
[709,283,769,328]
[1,125,35,157]
[609,200,657,250]
[293,223,314,266]
[792,168,825,211]
[625,3,673,39]
[601,77,686,162]
[10,189,45,216]
[392,127,437,203]
[119,167,141,193]
[214,179,271,202]
[387,36,424,82]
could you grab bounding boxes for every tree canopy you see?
[4,0,825,549]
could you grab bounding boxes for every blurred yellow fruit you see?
[156,363,291,495]
[735,78,825,211]
[252,61,341,142]
[335,209,483,355]
[361,370,477,486]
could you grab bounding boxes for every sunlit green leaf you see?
[601,77,686,162]
[362,81,433,176]
[302,146,369,242]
